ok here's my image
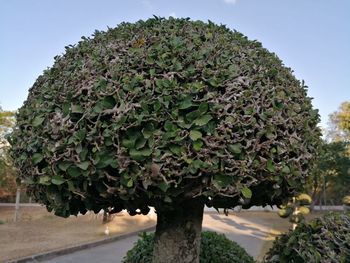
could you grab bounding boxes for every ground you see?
[0,206,155,262]
[0,206,325,262]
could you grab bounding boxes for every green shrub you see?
[123,231,255,263]
[264,212,350,263]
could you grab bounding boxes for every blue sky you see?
[0,0,349,129]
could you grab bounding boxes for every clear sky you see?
[0,0,349,128]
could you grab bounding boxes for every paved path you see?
[43,234,139,263]
[41,212,273,263]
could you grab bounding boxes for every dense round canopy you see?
[10,17,320,217]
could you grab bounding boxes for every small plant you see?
[278,193,311,229]
[0,219,5,224]
[123,231,255,263]
[264,212,350,263]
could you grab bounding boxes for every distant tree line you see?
[308,101,350,206]
[0,106,16,201]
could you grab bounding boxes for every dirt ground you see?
[0,206,156,262]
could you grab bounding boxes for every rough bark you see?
[152,199,204,263]
[102,211,111,224]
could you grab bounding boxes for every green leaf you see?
[67,166,81,177]
[244,108,253,115]
[209,78,219,87]
[76,161,90,170]
[241,187,252,199]
[51,175,65,185]
[58,161,71,171]
[193,115,212,126]
[122,138,136,149]
[129,148,152,160]
[71,104,84,113]
[266,132,275,140]
[32,153,43,165]
[189,130,202,141]
[266,160,275,172]
[32,116,45,127]
[169,144,182,156]
[164,121,177,132]
[158,182,170,192]
[22,177,34,185]
[140,148,152,156]
[135,137,147,149]
[39,176,51,185]
[193,140,203,151]
[94,152,116,168]
[99,96,115,109]
[142,123,154,139]
[127,179,133,188]
[190,81,204,90]
[213,174,232,188]
[228,144,242,154]
[281,165,291,174]
[198,102,208,114]
[153,101,161,111]
[75,129,86,141]
[186,110,201,122]
[178,99,193,109]
[149,68,156,76]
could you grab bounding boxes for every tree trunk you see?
[102,211,111,224]
[152,199,204,263]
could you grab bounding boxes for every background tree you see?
[327,101,350,146]
[0,106,16,201]
[307,102,350,207]
[9,18,321,263]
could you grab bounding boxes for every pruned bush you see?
[264,212,350,262]
[295,193,312,205]
[123,231,255,263]
[278,193,311,229]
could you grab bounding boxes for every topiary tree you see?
[278,193,311,230]
[9,17,321,262]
